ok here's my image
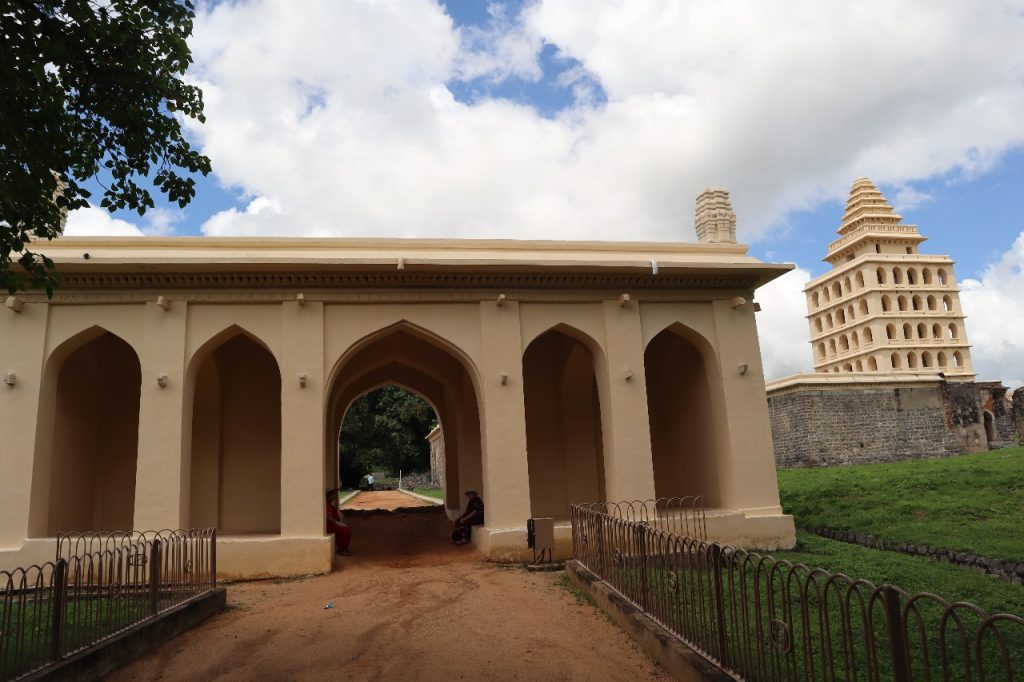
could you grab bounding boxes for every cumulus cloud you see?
[64,207,145,236]
[960,231,1024,388]
[63,206,181,237]
[754,267,814,380]
[184,0,1024,241]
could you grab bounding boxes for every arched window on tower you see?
[937,269,948,285]
[907,352,918,369]
[891,353,902,369]
[903,323,913,339]
[859,299,869,316]
[907,268,917,285]
[868,356,878,371]
[897,296,908,312]
[949,323,959,339]
[864,327,874,344]
[927,295,936,311]
[917,323,927,339]
[881,296,891,312]
[876,267,887,285]
[886,324,896,340]
[855,272,865,289]
[938,352,947,368]
[922,269,933,285]
[943,295,954,312]
[893,267,904,285]
[912,295,922,311]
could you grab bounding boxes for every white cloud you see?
[754,268,814,380]
[960,231,1024,388]
[64,207,145,236]
[63,206,181,237]
[184,0,1024,241]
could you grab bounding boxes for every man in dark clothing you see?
[452,490,484,545]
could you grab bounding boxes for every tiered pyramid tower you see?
[803,178,974,379]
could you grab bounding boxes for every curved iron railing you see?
[1,529,216,680]
[571,503,1023,681]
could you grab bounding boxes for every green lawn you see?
[407,486,443,500]
[777,447,1024,563]
[773,531,1024,617]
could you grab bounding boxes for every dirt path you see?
[111,510,670,681]
[342,490,435,510]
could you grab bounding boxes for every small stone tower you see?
[695,187,737,244]
[804,177,974,378]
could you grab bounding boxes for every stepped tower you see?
[804,178,974,379]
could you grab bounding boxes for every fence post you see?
[711,544,729,667]
[882,586,911,682]
[149,539,162,616]
[596,514,605,578]
[637,522,649,612]
[50,559,67,661]
[211,529,217,589]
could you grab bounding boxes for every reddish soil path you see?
[110,510,670,681]
[342,490,435,510]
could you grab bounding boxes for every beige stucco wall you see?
[0,237,795,576]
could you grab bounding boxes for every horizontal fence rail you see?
[1,529,216,681]
[571,503,1023,681]
[577,497,707,541]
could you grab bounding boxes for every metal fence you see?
[1,529,217,680]
[570,503,1024,681]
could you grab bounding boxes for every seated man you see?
[326,489,352,555]
[451,490,484,545]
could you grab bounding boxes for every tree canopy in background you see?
[338,386,437,488]
[0,0,210,294]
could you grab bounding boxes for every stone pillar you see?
[134,300,189,529]
[711,299,784,514]
[477,301,532,530]
[280,300,325,537]
[599,300,656,502]
[0,299,48,545]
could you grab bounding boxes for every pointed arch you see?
[30,327,142,536]
[523,327,606,516]
[185,326,282,533]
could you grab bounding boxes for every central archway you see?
[325,323,483,518]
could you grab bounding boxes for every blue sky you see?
[67,0,1024,384]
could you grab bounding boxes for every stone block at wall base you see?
[705,509,797,551]
[216,535,332,580]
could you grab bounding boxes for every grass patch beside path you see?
[778,447,1024,563]
[773,532,1024,617]
[407,487,443,500]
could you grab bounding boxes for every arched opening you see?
[823,287,831,303]
[855,360,863,372]
[907,268,917,285]
[844,277,852,294]
[949,323,959,339]
[922,351,933,368]
[837,309,847,325]
[868,357,879,371]
[816,342,826,360]
[842,362,853,372]
[907,352,919,369]
[912,295,922,311]
[891,353,903,370]
[917,323,927,339]
[832,282,842,299]
[847,304,855,321]
[938,352,948,368]
[840,335,850,352]
[855,272,865,289]
[827,313,834,329]
[188,331,282,534]
[937,269,948,285]
[851,331,860,348]
[811,291,820,308]
[903,323,913,340]
[927,295,937,311]
[326,324,483,517]
[829,339,837,356]
[645,325,727,505]
[983,411,995,445]
[886,324,896,340]
[859,299,869,316]
[876,267,887,285]
[953,351,963,368]
[932,323,942,339]
[943,295,953,312]
[893,267,904,285]
[31,330,141,536]
[814,318,823,334]
[881,296,891,312]
[922,268,933,285]
[524,327,606,516]
[897,296,908,312]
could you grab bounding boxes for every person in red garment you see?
[326,489,352,555]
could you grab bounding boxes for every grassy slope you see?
[777,447,1024,563]
[406,486,443,499]
[773,532,1024,617]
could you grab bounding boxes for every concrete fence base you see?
[565,560,730,682]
